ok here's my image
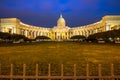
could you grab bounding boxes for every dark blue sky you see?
[0,0,120,28]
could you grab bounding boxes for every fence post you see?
[48,64,51,80]
[74,64,76,80]
[36,64,38,80]
[0,64,1,75]
[86,64,89,80]
[23,64,26,80]
[98,64,102,79]
[98,64,102,76]
[111,63,114,80]
[61,64,64,80]
[10,64,13,80]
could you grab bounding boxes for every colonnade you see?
[0,15,120,40]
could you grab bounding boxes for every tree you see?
[11,34,27,41]
[70,35,86,41]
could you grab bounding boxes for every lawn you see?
[0,42,120,75]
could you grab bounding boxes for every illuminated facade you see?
[0,15,120,40]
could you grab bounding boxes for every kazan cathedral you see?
[0,15,120,40]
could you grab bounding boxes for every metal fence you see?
[0,63,120,80]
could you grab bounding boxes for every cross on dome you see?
[60,14,63,18]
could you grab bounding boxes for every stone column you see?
[66,32,68,39]
[13,27,17,34]
[32,31,34,38]
[34,31,36,38]
[25,30,28,37]
[106,25,111,31]
[37,32,39,36]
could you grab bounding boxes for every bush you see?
[0,32,28,43]
[87,29,120,43]
[35,36,51,41]
[0,32,12,40]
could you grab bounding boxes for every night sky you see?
[0,0,120,28]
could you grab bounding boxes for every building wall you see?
[0,15,120,40]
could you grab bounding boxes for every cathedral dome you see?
[57,14,66,27]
